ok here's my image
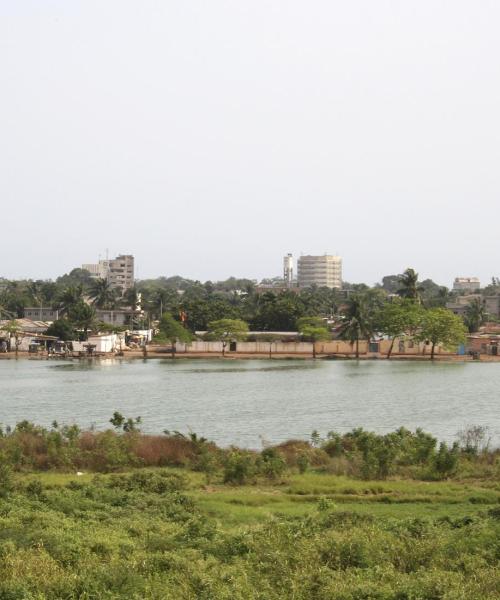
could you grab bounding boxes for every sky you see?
[1,1,499,287]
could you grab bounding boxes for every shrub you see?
[223,451,255,485]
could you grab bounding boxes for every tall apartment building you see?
[297,254,342,289]
[82,254,134,293]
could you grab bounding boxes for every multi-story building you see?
[82,254,134,293]
[283,253,294,287]
[82,261,109,280]
[297,254,342,289]
[107,255,134,292]
[453,277,480,292]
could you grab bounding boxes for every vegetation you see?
[157,312,193,357]
[1,266,498,354]
[416,308,467,359]
[0,419,498,598]
[206,319,249,355]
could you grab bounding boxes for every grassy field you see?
[26,468,500,525]
[1,421,499,598]
[1,467,497,599]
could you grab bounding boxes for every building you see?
[82,254,134,293]
[283,254,294,287]
[82,261,109,280]
[446,294,481,317]
[23,307,59,321]
[453,277,480,292]
[107,255,134,292]
[297,254,342,289]
[96,308,142,327]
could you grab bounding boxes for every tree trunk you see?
[431,342,436,360]
[269,343,272,359]
[387,337,395,359]
[312,341,316,359]
[222,342,226,357]
[355,339,359,359]
[171,340,175,359]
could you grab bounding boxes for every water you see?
[0,358,499,448]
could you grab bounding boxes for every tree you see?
[416,308,467,360]
[376,301,424,358]
[0,320,22,357]
[45,319,77,341]
[67,301,96,341]
[57,285,84,315]
[297,316,331,358]
[206,319,249,356]
[338,294,373,358]
[397,268,424,304]
[464,298,487,333]
[89,278,118,309]
[159,312,193,358]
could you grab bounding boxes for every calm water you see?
[0,358,499,448]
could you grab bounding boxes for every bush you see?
[223,451,256,485]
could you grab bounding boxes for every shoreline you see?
[0,350,493,362]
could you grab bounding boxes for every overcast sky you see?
[1,1,499,287]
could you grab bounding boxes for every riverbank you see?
[0,349,487,361]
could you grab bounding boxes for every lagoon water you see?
[0,358,499,448]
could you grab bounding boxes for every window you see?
[368,342,379,353]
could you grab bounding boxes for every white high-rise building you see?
[82,254,134,293]
[297,254,342,289]
[283,253,294,287]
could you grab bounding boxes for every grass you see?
[1,466,499,598]
[18,468,500,528]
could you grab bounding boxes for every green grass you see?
[19,468,500,528]
[1,467,498,598]
[188,472,500,527]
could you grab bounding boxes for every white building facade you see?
[297,254,342,289]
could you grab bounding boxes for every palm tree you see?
[464,298,487,333]
[397,268,424,304]
[89,278,117,309]
[338,294,373,358]
[57,285,84,315]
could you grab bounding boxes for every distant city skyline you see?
[0,248,488,290]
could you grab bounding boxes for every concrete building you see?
[107,255,134,292]
[283,253,294,287]
[453,277,480,292]
[23,307,59,321]
[446,294,482,317]
[82,254,134,293]
[297,254,342,289]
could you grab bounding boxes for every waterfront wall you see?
[174,338,452,356]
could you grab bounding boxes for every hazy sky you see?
[1,1,499,287]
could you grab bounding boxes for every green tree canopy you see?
[45,319,77,341]
[416,308,467,359]
[206,319,249,355]
[376,301,425,358]
[297,320,331,358]
[339,294,374,358]
[397,268,424,304]
[158,313,193,357]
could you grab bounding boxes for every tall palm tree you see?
[464,298,487,333]
[397,268,424,304]
[89,278,118,309]
[338,294,373,358]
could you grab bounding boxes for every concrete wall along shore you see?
[175,338,452,356]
